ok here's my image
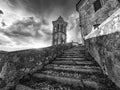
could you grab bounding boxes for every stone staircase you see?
[31,45,116,89]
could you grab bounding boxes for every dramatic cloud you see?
[0,0,82,51]
[6,0,79,18]
[0,17,52,50]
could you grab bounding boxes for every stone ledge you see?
[85,32,120,88]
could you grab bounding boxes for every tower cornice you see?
[52,16,67,25]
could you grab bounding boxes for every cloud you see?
[4,0,79,18]
[0,0,82,51]
[7,17,51,39]
[0,14,81,51]
[0,17,52,51]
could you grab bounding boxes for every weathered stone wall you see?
[85,8,120,38]
[77,0,120,88]
[84,6,120,89]
[85,32,120,88]
[0,43,73,90]
[78,0,120,36]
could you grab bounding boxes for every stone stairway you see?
[31,45,116,89]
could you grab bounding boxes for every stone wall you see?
[78,0,120,36]
[85,32,120,88]
[0,43,73,90]
[83,7,120,88]
[77,0,120,88]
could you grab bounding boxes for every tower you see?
[52,16,67,45]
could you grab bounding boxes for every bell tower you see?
[52,16,67,45]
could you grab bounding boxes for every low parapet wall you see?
[0,43,73,89]
[84,8,120,88]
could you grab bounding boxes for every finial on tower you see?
[58,16,63,20]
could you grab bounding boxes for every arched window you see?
[57,24,59,30]
[61,25,63,32]
[118,0,120,3]
[93,0,102,12]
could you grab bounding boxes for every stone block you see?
[85,32,120,88]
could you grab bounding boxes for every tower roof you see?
[52,16,68,25]
[58,16,63,20]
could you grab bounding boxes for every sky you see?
[0,0,82,51]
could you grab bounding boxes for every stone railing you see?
[0,43,73,90]
[84,8,120,88]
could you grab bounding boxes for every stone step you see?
[33,73,102,89]
[64,50,85,52]
[61,54,87,57]
[33,73,84,87]
[55,59,92,63]
[44,65,101,74]
[60,55,92,59]
[63,52,90,54]
[61,54,85,57]
[63,52,85,54]
[45,64,101,72]
[60,55,85,58]
[67,46,85,49]
[64,51,85,54]
[41,70,82,79]
[61,54,93,59]
[62,53,91,57]
[41,70,103,80]
[67,48,86,51]
[64,50,85,53]
[52,60,96,66]
[55,58,88,61]
[60,56,84,58]
[56,57,86,61]
[67,50,85,52]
